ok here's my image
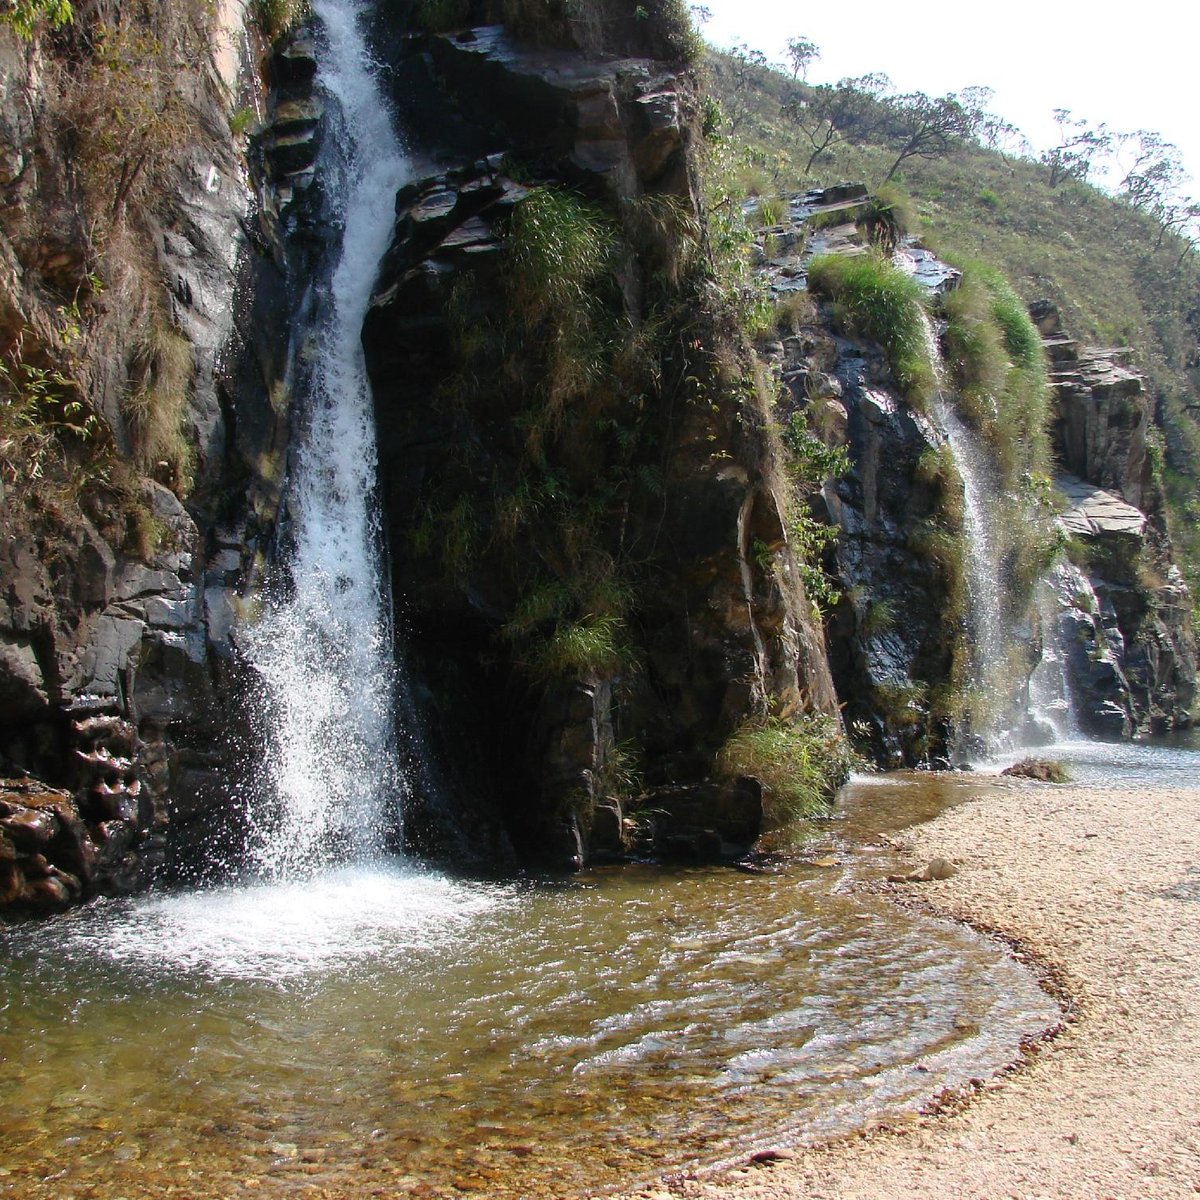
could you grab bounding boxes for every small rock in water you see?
[1000,757,1069,783]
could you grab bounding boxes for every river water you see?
[5,736,1197,1196]
[0,771,1061,1200]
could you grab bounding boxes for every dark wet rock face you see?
[362,30,836,868]
[773,333,955,766]
[0,18,328,904]
[426,25,691,198]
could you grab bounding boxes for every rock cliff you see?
[0,2,321,906]
[362,16,839,867]
[1033,302,1195,735]
[0,0,845,903]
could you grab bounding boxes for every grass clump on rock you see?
[1001,757,1070,783]
[806,252,937,409]
[716,712,858,825]
[939,259,1051,480]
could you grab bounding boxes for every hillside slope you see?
[705,50,1200,594]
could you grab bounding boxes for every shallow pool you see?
[0,774,1063,1199]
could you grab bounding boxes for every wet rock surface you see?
[0,15,316,906]
[1035,305,1196,735]
[427,24,691,199]
[363,30,835,867]
[748,191,961,765]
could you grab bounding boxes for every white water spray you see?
[242,0,412,877]
[1026,579,1078,741]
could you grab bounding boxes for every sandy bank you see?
[647,779,1200,1200]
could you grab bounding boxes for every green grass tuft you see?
[806,252,938,409]
[716,712,859,825]
[533,613,631,679]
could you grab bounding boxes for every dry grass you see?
[123,320,195,495]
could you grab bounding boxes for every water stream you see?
[1026,578,1080,742]
[931,397,1009,687]
[908,303,1018,754]
[11,736,1199,1197]
[239,0,411,876]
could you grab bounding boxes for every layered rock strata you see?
[1034,303,1195,734]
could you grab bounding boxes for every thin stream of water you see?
[932,398,1009,680]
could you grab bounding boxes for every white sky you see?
[700,0,1200,201]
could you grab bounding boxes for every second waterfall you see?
[242,0,412,877]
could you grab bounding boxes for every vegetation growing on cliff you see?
[704,48,1200,594]
[806,252,937,408]
[1,0,71,37]
[716,712,857,823]
[410,184,653,687]
[0,0,228,554]
[939,261,1060,605]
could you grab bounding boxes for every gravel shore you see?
[653,779,1200,1200]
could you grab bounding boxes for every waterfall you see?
[241,0,411,877]
[931,397,1009,685]
[1026,576,1079,742]
[912,309,1016,751]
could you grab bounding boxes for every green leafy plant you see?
[861,597,897,637]
[716,712,859,825]
[229,106,256,138]
[856,184,914,253]
[781,411,850,479]
[871,678,928,728]
[699,132,775,334]
[1,0,72,37]
[255,0,308,40]
[755,195,785,226]
[0,352,95,485]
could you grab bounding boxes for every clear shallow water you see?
[971,730,1200,789]
[0,781,1061,1200]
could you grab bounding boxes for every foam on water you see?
[54,866,512,983]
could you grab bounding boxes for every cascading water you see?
[913,309,1015,749]
[1026,575,1080,742]
[240,0,411,876]
[932,396,1009,684]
